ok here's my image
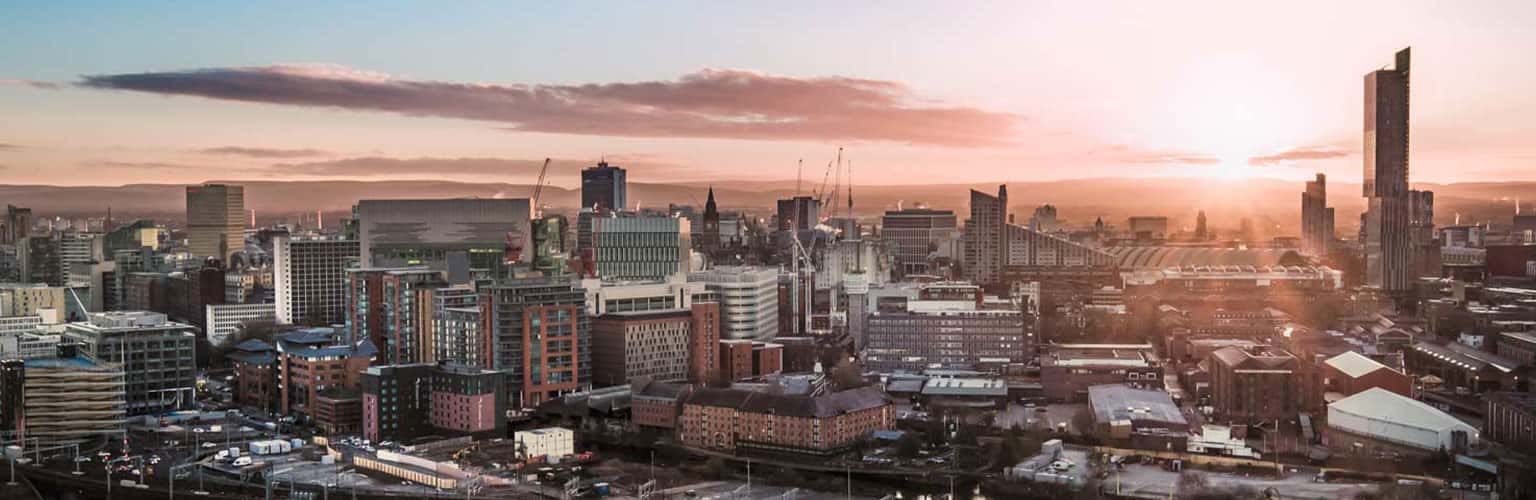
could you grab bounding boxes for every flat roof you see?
[921,378,1008,397]
[1088,384,1187,427]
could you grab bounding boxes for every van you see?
[233,457,252,467]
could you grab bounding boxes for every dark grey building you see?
[354,198,531,278]
[1363,47,1413,291]
[963,186,1007,287]
[1301,173,1335,256]
[880,208,957,277]
[64,311,197,415]
[581,161,627,213]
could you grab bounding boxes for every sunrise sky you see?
[2,1,1535,187]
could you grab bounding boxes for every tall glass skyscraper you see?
[1363,48,1413,291]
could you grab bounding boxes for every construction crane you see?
[530,157,551,218]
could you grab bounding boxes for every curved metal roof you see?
[1106,246,1306,269]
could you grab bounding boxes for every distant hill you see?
[1,178,1528,237]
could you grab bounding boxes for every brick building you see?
[630,377,692,431]
[227,339,278,413]
[275,329,376,420]
[1318,351,1411,402]
[361,362,505,443]
[1207,346,1304,422]
[719,340,783,385]
[678,385,892,456]
[592,310,694,387]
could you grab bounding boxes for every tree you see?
[828,358,867,391]
[895,433,923,459]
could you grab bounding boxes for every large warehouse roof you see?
[1106,246,1308,269]
[1088,384,1187,427]
[1329,387,1471,434]
[1324,351,1393,378]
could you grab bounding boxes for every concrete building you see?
[589,215,691,280]
[56,231,103,282]
[775,196,819,233]
[2,205,32,245]
[0,283,66,318]
[274,235,359,325]
[64,311,196,415]
[361,362,506,443]
[880,208,958,277]
[1301,173,1336,256]
[581,162,627,213]
[0,356,127,444]
[963,186,1007,287]
[1207,346,1303,422]
[688,266,778,340]
[354,198,530,276]
[1363,48,1414,292]
[185,183,245,262]
[1040,343,1162,402]
[1126,217,1169,241]
[480,278,590,409]
[864,281,1033,373]
[204,302,277,347]
[678,385,892,456]
[434,302,483,368]
[513,427,575,461]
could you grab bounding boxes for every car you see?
[1034,407,1049,413]
[202,442,218,448]
[74,456,91,463]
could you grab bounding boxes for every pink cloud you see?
[78,66,1019,147]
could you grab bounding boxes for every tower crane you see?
[530,157,551,218]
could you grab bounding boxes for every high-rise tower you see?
[963,185,1007,287]
[1302,173,1335,256]
[186,184,245,264]
[1363,47,1413,291]
[581,161,627,213]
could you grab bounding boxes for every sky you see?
[2,1,1535,188]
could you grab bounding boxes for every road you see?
[1105,464,1378,499]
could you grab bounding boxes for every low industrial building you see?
[1086,384,1189,443]
[1327,387,1479,455]
[1040,343,1161,402]
[917,377,1008,410]
[513,427,575,460]
[630,377,692,431]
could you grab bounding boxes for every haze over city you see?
[5,3,1536,500]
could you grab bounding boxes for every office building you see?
[1363,48,1414,292]
[274,328,375,419]
[64,311,196,415]
[1127,217,1169,241]
[678,385,893,456]
[1301,173,1336,256]
[590,310,694,386]
[864,282,1033,373]
[274,234,359,325]
[881,208,958,277]
[56,231,102,282]
[1029,204,1061,233]
[589,215,692,280]
[963,186,1007,287]
[204,302,277,347]
[776,196,820,233]
[581,161,627,212]
[227,339,279,414]
[688,266,778,340]
[185,183,246,262]
[345,267,450,365]
[18,236,61,286]
[353,198,530,276]
[1194,210,1209,240]
[103,219,160,258]
[2,205,32,245]
[480,278,590,409]
[361,362,506,443]
[1409,189,1439,276]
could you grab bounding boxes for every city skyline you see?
[4,1,1536,187]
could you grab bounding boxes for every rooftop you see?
[1323,351,1395,378]
[1088,384,1187,427]
[1329,387,1478,435]
[685,384,890,418]
[920,377,1008,397]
